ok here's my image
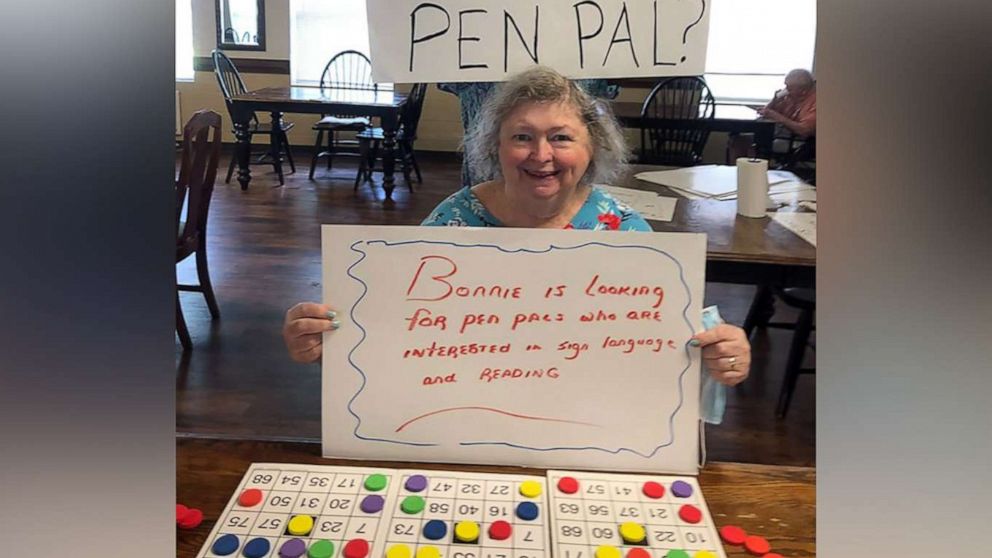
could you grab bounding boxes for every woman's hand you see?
[691,324,751,386]
[283,302,340,364]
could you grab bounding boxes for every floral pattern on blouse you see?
[421,186,651,231]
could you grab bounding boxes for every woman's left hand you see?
[691,324,751,386]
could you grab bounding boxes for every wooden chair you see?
[745,286,816,417]
[780,134,816,184]
[639,76,715,166]
[176,110,223,351]
[211,50,296,185]
[773,288,816,417]
[354,83,428,192]
[309,50,376,179]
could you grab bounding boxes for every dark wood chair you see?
[773,288,816,417]
[746,286,816,417]
[639,76,716,166]
[211,49,296,185]
[779,134,816,184]
[354,83,428,192]
[176,110,223,351]
[309,50,377,180]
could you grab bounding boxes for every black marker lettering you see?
[458,9,489,69]
[573,1,604,69]
[503,7,539,71]
[410,3,451,72]
[603,2,638,67]
[653,0,676,66]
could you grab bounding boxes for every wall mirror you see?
[216,0,266,51]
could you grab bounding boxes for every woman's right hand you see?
[282,302,340,363]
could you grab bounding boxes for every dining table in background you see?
[227,86,408,200]
[611,102,777,159]
[620,164,816,290]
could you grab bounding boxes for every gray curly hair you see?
[464,66,629,186]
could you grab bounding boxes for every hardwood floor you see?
[176,149,815,467]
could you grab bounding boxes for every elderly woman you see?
[437,79,619,187]
[283,66,751,388]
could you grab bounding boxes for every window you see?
[176,0,195,81]
[704,0,816,104]
[291,0,388,87]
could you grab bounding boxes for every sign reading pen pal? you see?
[366,0,710,83]
[322,225,706,474]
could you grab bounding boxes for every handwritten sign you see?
[322,225,705,473]
[366,0,710,83]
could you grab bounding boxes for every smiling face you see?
[497,100,594,202]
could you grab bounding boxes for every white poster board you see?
[322,225,705,473]
[366,0,710,83]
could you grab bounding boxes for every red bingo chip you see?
[557,476,579,494]
[678,504,702,524]
[238,488,263,507]
[177,507,203,530]
[641,481,665,499]
[719,525,747,545]
[743,535,770,556]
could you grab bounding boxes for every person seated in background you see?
[283,66,752,388]
[730,68,816,165]
[758,68,816,143]
[437,79,619,187]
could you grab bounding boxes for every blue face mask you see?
[699,306,727,425]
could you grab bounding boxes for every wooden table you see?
[611,102,777,158]
[620,165,815,288]
[177,437,815,558]
[228,87,408,199]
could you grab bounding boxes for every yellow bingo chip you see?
[519,480,543,498]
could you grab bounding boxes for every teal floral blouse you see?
[421,186,652,231]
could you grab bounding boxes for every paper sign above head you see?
[366,0,711,83]
[321,225,706,474]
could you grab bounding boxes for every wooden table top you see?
[620,165,816,268]
[231,86,408,108]
[176,437,815,558]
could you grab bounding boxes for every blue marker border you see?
[343,239,697,458]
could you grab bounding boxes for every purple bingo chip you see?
[360,494,385,513]
[671,480,693,498]
[405,474,428,493]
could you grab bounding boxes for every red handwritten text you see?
[459,313,501,334]
[584,274,665,308]
[404,308,448,331]
[544,285,567,298]
[406,255,523,302]
[422,373,457,385]
[601,336,678,354]
[511,312,565,330]
[557,341,589,360]
[403,341,512,359]
[626,310,663,321]
[479,367,560,382]
[579,309,617,322]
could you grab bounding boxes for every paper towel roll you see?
[736,157,769,218]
